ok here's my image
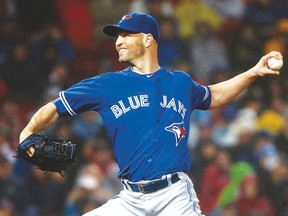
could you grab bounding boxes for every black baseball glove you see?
[16,133,76,176]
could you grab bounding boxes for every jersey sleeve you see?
[53,77,104,117]
[191,80,211,110]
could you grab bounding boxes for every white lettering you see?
[119,100,131,113]
[111,94,187,119]
[128,96,140,109]
[111,105,123,119]
[166,98,177,111]
[111,95,149,118]
[178,101,187,118]
[160,95,167,107]
[140,95,149,107]
[160,95,187,118]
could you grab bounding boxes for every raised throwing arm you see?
[209,51,283,109]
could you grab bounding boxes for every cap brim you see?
[103,24,139,37]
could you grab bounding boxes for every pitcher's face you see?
[115,32,145,64]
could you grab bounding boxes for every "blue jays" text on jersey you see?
[53,67,211,181]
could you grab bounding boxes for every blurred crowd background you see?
[1,0,288,215]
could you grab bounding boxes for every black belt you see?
[122,173,180,194]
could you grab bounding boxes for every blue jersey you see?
[53,67,211,181]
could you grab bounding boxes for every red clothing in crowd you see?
[236,175,276,216]
[199,164,230,214]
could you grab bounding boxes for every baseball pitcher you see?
[18,12,283,216]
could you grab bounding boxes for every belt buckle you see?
[138,183,147,194]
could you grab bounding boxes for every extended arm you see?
[209,51,282,109]
[19,102,59,143]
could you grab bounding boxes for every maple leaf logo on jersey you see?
[165,122,186,146]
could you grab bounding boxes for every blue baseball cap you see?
[103,12,160,42]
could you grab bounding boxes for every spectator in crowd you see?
[0,154,28,215]
[204,0,245,21]
[89,0,130,39]
[254,131,288,213]
[29,24,74,88]
[0,42,42,101]
[15,0,57,34]
[188,103,214,149]
[0,198,16,216]
[188,20,230,83]
[260,162,288,216]
[157,16,187,68]
[263,20,287,56]
[235,174,276,216]
[0,78,8,102]
[64,163,115,216]
[213,96,261,147]
[190,140,219,191]
[274,19,288,56]
[41,62,70,104]
[0,17,23,66]
[251,129,288,216]
[275,119,288,156]
[243,0,288,32]
[30,24,74,65]
[23,166,70,216]
[216,161,254,209]
[199,149,232,215]
[261,78,285,105]
[130,0,174,19]
[253,130,281,174]
[229,22,263,73]
[242,0,288,59]
[71,112,103,142]
[174,0,221,40]
[0,125,15,164]
[256,97,286,135]
[0,99,23,147]
[221,203,239,216]
[91,137,122,196]
[230,127,257,167]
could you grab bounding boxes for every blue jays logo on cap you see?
[103,12,160,42]
[120,13,132,22]
[165,122,186,146]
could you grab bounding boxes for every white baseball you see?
[267,57,283,71]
